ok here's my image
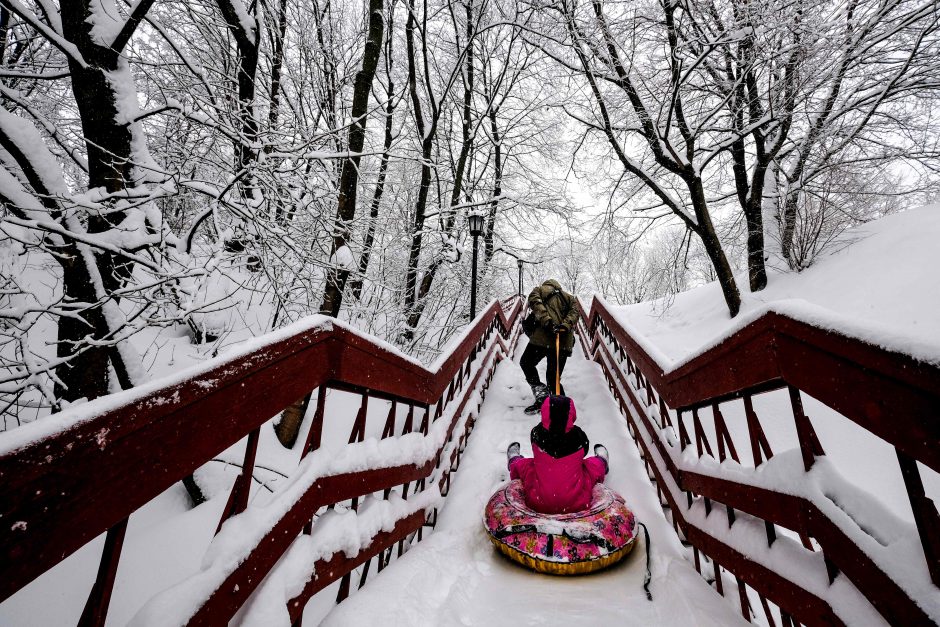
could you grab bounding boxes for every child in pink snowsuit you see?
[507,395,609,514]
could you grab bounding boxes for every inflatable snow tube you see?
[483,480,637,575]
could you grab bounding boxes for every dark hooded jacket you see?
[527,279,579,353]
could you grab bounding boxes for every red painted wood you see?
[348,394,368,444]
[78,517,128,627]
[0,298,521,606]
[216,426,260,534]
[585,324,937,626]
[712,404,739,463]
[186,324,513,624]
[744,394,773,466]
[789,386,825,472]
[584,298,940,473]
[382,400,397,439]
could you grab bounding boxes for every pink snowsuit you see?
[508,395,607,514]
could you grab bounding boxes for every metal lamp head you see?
[468,212,485,237]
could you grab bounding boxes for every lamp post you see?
[468,212,485,319]
[517,258,524,297]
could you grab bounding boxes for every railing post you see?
[743,394,773,467]
[789,386,824,471]
[216,426,261,534]
[897,449,940,585]
[348,394,369,444]
[301,386,327,458]
[382,400,398,439]
[78,517,128,627]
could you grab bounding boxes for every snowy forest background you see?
[1,0,938,429]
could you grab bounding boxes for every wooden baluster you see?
[743,394,773,467]
[358,556,371,589]
[348,394,368,444]
[216,426,261,534]
[692,408,715,459]
[712,403,740,463]
[765,520,777,547]
[736,576,751,620]
[780,610,794,627]
[799,533,815,551]
[78,517,128,627]
[789,386,824,471]
[713,559,723,595]
[336,573,351,603]
[758,594,777,627]
[421,406,432,435]
[693,547,701,574]
[824,553,839,584]
[659,396,674,428]
[402,404,415,435]
[381,400,397,439]
[676,410,692,451]
[299,387,327,459]
[897,449,940,585]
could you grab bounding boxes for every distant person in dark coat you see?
[521,279,579,414]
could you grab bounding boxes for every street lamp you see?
[517,258,524,297]
[468,212,485,319]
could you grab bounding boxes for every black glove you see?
[554,323,569,335]
[541,317,554,330]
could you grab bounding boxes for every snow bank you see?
[610,206,940,369]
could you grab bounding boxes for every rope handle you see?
[638,522,653,601]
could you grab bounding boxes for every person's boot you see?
[507,441,521,463]
[594,444,610,472]
[523,384,549,415]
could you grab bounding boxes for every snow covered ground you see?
[612,205,940,369]
[607,206,940,521]
[321,339,748,626]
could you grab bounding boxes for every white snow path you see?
[320,340,748,626]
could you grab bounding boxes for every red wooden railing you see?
[0,297,523,626]
[578,296,940,626]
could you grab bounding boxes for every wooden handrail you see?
[584,297,940,473]
[578,296,940,626]
[0,297,523,621]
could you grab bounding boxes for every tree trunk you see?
[350,3,397,302]
[483,104,501,267]
[402,0,435,334]
[216,0,260,199]
[403,0,474,335]
[319,0,385,317]
[56,0,142,401]
[688,180,742,317]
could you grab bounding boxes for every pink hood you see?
[540,395,577,432]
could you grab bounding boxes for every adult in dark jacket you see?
[521,279,579,413]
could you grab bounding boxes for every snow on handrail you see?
[0,296,524,625]
[579,296,940,626]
